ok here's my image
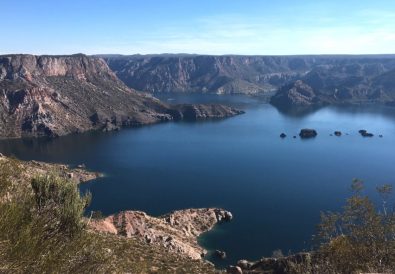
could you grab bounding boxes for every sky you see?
[1,0,395,55]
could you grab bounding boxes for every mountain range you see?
[2,53,395,139]
[101,54,395,107]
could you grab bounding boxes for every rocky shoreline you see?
[0,153,101,184]
[0,154,233,266]
[89,208,233,260]
[0,54,243,139]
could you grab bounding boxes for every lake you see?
[1,94,395,267]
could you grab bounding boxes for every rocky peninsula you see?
[90,208,233,260]
[0,153,100,185]
[0,54,243,139]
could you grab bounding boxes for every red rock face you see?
[0,54,242,138]
[0,54,170,138]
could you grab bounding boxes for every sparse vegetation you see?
[234,180,395,274]
[3,155,395,274]
[0,158,217,273]
[315,179,395,273]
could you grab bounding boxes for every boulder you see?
[215,250,227,259]
[280,133,287,138]
[359,129,374,137]
[227,265,243,274]
[237,259,253,270]
[215,209,233,222]
[334,131,342,136]
[299,129,317,138]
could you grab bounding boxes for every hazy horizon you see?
[2,0,395,55]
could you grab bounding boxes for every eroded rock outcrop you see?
[272,60,395,108]
[101,54,309,95]
[89,208,233,260]
[271,80,318,107]
[169,104,244,121]
[101,54,395,108]
[0,54,242,138]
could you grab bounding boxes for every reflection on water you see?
[1,94,395,267]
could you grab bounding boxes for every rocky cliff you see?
[101,54,395,107]
[270,58,395,107]
[0,54,242,138]
[101,54,312,94]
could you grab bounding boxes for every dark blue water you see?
[1,94,395,267]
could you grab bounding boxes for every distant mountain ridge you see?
[0,54,242,138]
[100,54,395,107]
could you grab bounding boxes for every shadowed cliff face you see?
[101,54,395,107]
[271,62,395,107]
[0,54,242,139]
[102,55,310,95]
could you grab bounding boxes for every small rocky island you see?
[359,129,374,137]
[299,129,318,138]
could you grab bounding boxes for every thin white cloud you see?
[107,13,393,55]
[18,8,395,55]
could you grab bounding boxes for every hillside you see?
[0,54,242,138]
[271,62,395,107]
[101,54,395,107]
[0,155,219,273]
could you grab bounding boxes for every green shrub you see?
[316,179,395,273]
[0,167,107,273]
[0,160,216,273]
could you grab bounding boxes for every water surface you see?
[1,94,395,267]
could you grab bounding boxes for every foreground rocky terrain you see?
[0,153,99,185]
[0,54,242,138]
[2,155,395,273]
[0,155,220,273]
[90,208,232,260]
[101,54,395,107]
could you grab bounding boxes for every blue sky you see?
[1,0,395,55]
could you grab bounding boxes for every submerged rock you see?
[334,131,342,136]
[215,250,227,259]
[280,133,287,138]
[299,129,317,138]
